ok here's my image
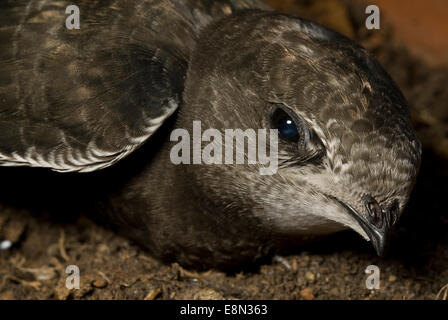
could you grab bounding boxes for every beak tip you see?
[330,196,392,257]
[374,245,385,257]
[371,233,389,257]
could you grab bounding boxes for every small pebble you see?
[0,240,12,250]
[329,287,340,296]
[193,288,224,300]
[92,278,108,288]
[300,288,314,300]
[389,275,397,282]
[305,271,315,282]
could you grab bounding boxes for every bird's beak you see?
[330,197,390,256]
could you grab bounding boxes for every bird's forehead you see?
[256,28,421,174]
[304,108,421,205]
[259,38,389,118]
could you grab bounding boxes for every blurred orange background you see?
[363,0,448,66]
[266,0,448,67]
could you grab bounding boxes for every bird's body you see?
[0,0,421,269]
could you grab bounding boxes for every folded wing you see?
[0,0,188,172]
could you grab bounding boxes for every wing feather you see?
[0,0,190,172]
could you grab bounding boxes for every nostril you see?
[389,200,400,226]
[363,195,383,228]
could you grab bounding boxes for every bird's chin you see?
[307,216,371,241]
[267,212,358,238]
[255,194,384,254]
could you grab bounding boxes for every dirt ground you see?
[1,0,448,300]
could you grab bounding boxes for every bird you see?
[0,0,421,269]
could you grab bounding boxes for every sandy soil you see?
[0,0,447,300]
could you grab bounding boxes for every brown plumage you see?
[0,1,421,269]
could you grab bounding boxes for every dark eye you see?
[278,115,299,141]
[270,104,325,165]
[271,106,309,145]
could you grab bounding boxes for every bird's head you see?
[180,10,422,255]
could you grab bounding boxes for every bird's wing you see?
[0,0,191,172]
